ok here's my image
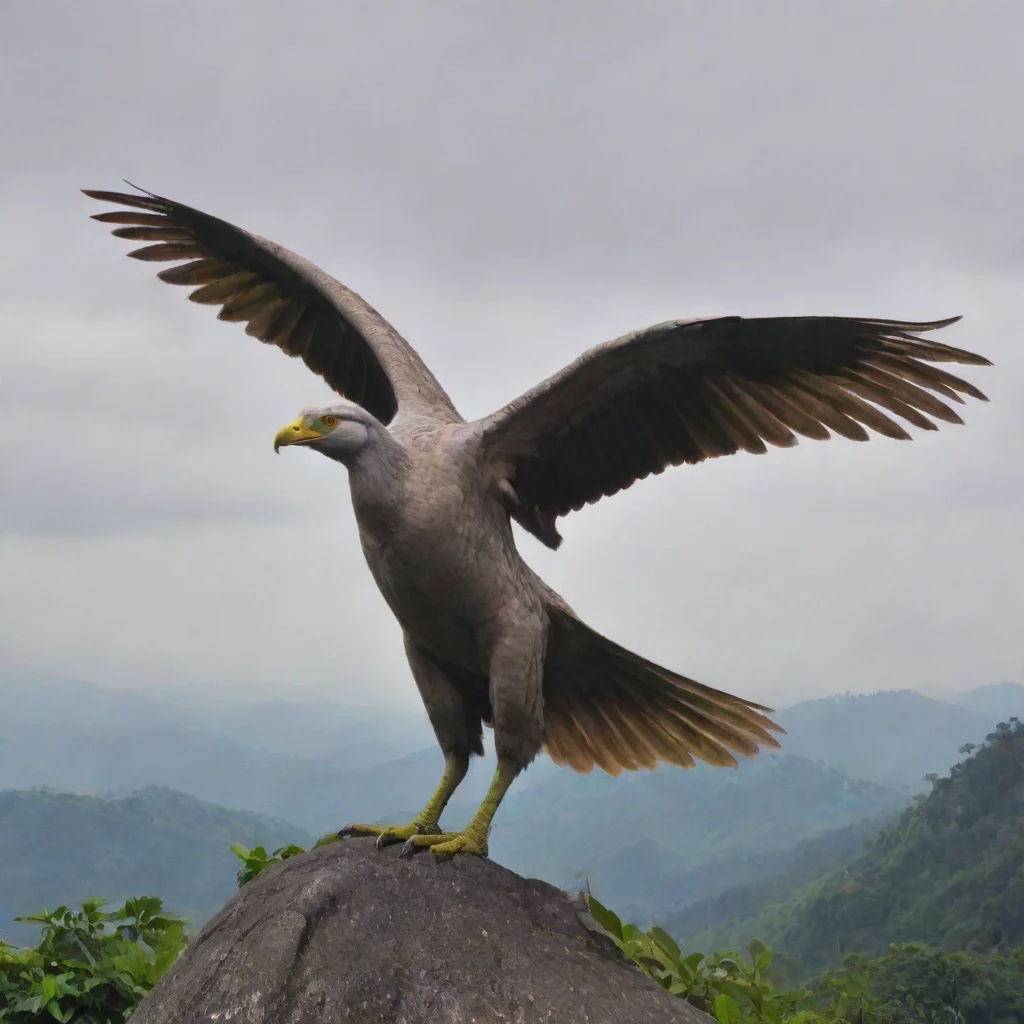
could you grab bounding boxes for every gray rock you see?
[132,837,710,1023]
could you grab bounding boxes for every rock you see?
[131,837,711,1023]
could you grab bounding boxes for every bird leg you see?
[400,758,517,858]
[337,751,469,850]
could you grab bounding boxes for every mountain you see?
[0,786,313,945]
[670,719,1024,976]
[486,753,907,923]
[953,681,1024,723]
[772,689,999,789]
[1,667,435,765]
[0,669,478,833]
[6,668,1018,931]
[659,814,895,944]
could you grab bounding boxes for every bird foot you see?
[337,821,441,851]
[399,829,488,859]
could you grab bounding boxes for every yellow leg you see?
[400,760,517,859]
[335,752,469,850]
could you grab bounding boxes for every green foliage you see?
[809,944,1024,1024]
[586,895,807,1023]
[676,721,1024,973]
[590,892,1024,1024]
[230,842,307,886]
[0,897,187,1023]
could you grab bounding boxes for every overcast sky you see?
[0,1,1020,712]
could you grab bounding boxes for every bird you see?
[83,184,991,859]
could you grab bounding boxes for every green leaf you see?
[584,896,623,940]
[650,926,682,963]
[712,992,744,1024]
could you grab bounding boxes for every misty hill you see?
[0,669,483,833]
[4,668,1018,929]
[953,681,1024,722]
[5,670,1016,820]
[773,689,1012,789]
[487,753,907,923]
[673,719,1024,975]
[659,814,895,943]
[0,786,313,945]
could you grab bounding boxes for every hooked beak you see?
[273,418,325,453]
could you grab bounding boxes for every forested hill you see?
[0,787,313,945]
[672,718,1024,975]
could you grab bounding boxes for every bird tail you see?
[541,606,785,775]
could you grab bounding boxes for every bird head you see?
[273,400,375,464]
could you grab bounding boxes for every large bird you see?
[84,185,991,859]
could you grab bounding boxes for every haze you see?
[0,1,1020,710]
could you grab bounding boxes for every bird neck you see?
[346,429,411,523]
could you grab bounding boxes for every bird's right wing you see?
[84,186,461,426]
[476,315,991,549]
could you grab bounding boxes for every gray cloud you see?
[0,0,1020,707]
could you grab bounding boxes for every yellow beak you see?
[273,418,325,453]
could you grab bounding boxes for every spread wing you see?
[83,185,461,425]
[476,315,991,549]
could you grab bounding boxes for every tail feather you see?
[542,606,784,776]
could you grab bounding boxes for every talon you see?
[376,827,411,851]
[400,837,420,858]
[336,822,385,840]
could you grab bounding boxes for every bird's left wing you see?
[475,315,991,549]
[83,186,461,426]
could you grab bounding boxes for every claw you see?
[376,831,403,851]
[336,822,384,840]
[399,830,488,859]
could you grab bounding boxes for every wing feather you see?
[84,185,460,425]
[477,316,990,548]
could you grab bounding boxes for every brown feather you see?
[92,211,171,227]
[782,376,872,441]
[127,242,207,262]
[188,272,261,305]
[796,374,912,440]
[245,297,290,339]
[866,353,988,402]
[850,364,965,424]
[82,189,166,212]
[701,380,771,454]
[743,381,833,441]
[827,371,938,431]
[157,259,237,286]
[111,226,193,241]
[715,373,798,449]
[216,282,281,322]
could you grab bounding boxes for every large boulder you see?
[132,837,709,1023]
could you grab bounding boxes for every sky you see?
[0,1,1020,712]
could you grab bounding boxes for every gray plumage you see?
[83,185,992,855]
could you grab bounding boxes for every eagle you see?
[84,185,990,858]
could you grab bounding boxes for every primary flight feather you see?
[84,184,991,858]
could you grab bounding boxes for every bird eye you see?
[323,415,338,427]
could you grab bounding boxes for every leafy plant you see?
[0,896,187,1023]
[230,842,307,886]
[586,894,807,1023]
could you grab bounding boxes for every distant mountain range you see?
[1,669,1020,932]
[487,754,906,923]
[771,687,1018,790]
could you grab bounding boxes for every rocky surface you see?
[132,836,710,1023]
